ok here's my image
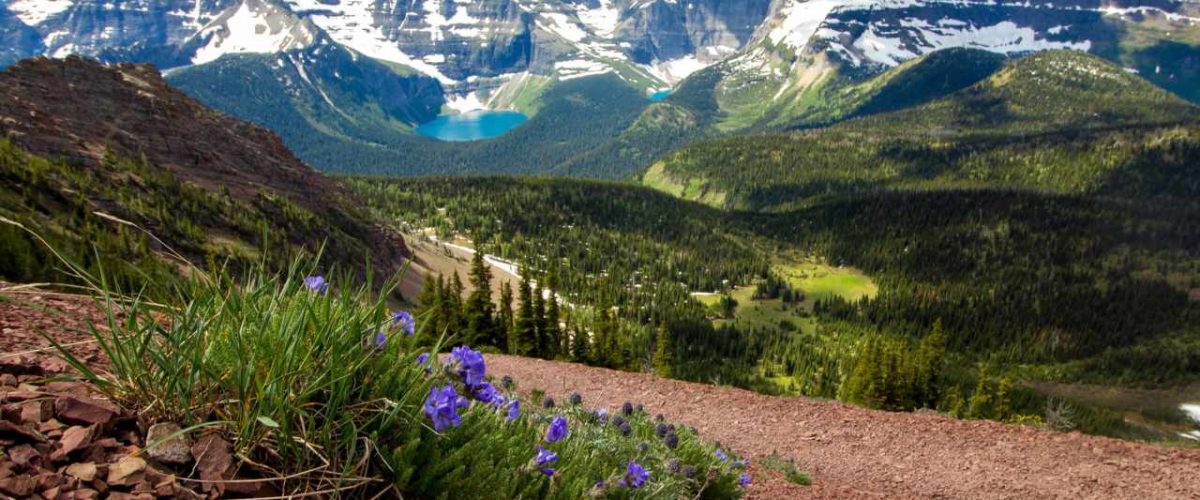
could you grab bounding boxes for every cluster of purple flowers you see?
[421,345,518,434]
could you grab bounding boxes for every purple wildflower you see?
[715,449,728,463]
[303,276,328,294]
[534,445,558,466]
[664,432,679,449]
[594,408,609,423]
[506,399,521,422]
[540,468,555,477]
[372,331,387,349]
[621,461,650,489]
[739,473,752,487]
[391,310,415,335]
[423,385,464,432]
[450,346,486,387]
[682,465,697,478]
[545,415,569,443]
[472,381,496,405]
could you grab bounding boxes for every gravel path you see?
[488,355,1200,499]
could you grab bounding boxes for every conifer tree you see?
[499,281,515,353]
[533,282,548,358]
[465,249,497,347]
[993,376,1013,421]
[514,271,537,356]
[417,272,440,336]
[915,319,947,408]
[653,322,672,378]
[544,272,562,359]
[570,319,589,363]
[448,272,466,335]
[967,365,994,419]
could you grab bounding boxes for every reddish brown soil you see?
[489,355,1200,499]
[6,287,1200,499]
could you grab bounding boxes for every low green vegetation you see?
[46,247,753,497]
[0,138,380,297]
[761,452,811,486]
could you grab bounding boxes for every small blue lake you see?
[648,89,673,102]
[416,111,528,142]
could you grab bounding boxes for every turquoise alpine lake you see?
[415,111,529,141]
[648,89,673,101]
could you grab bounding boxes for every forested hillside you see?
[0,57,407,293]
[650,51,1200,211]
[350,175,1200,440]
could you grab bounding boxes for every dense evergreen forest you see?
[349,175,1200,439]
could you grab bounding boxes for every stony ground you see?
[4,286,1200,499]
[489,355,1200,499]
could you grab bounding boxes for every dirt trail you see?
[489,355,1200,499]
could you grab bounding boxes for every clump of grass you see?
[762,452,811,486]
[12,218,752,498]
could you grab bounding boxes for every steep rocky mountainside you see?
[0,57,407,282]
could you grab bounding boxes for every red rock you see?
[64,462,97,482]
[91,437,120,449]
[52,425,94,461]
[62,487,98,499]
[34,471,64,490]
[20,399,52,424]
[37,418,64,434]
[54,396,118,426]
[0,373,17,386]
[40,485,60,499]
[0,390,41,403]
[107,456,146,486]
[0,475,36,496]
[7,443,40,469]
[0,420,47,443]
[190,434,233,496]
[144,422,191,465]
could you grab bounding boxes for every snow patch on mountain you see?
[192,1,316,65]
[284,0,458,84]
[848,19,1091,66]
[577,0,621,36]
[7,0,74,26]
[445,92,487,112]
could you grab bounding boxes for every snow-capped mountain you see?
[687,0,1200,130]
[0,0,774,97]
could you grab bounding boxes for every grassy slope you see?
[650,50,1200,211]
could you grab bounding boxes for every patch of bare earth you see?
[488,355,1200,499]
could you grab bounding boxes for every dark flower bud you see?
[543,397,555,409]
[635,404,644,414]
[668,459,680,474]
[638,442,649,453]
[664,432,679,449]
[618,422,632,436]
[612,415,626,428]
[683,465,697,478]
[569,393,583,405]
[500,376,514,389]
[655,423,669,438]
[622,402,634,416]
[655,414,664,422]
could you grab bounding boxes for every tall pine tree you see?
[465,249,497,347]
